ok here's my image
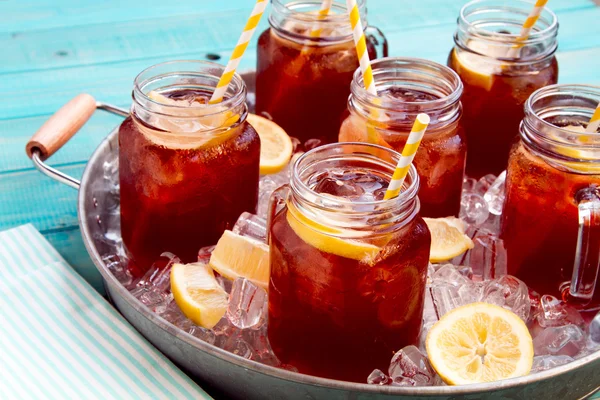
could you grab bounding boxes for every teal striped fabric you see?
[0,224,212,400]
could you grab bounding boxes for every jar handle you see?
[568,185,600,302]
[365,26,389,58]
[266,185,290,245]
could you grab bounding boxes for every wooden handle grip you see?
[26,93,97,160]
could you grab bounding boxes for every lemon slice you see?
[209,230,270,289]
[170,262,229,329]
[246,113,293,175]
[286,202,380,263]
[452,40,506,91]
[426,303,534,385]
[423,217,474,263]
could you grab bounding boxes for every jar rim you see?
[269,0,366,41]
[351,57,463,114]
[524,83,600,149]
[458,0,559,44]
[132,60,246,118]
[291,142,420,210]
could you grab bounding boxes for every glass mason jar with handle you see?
[267,143,430,382]
[448,0,558,178]
[501,84,600,309]
[256,0,387,147]
[119,61,260,272]
[339,57,466,218]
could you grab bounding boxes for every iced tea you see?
[448,0,559,178]
[256,0,380,146]
[119,61,260,271]
[339,58,466,218]
[268,143,430,382]
[502,85,600,308]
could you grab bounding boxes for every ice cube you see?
[222,334,253,359]
[468,233,507,281]
[313,176,365,198]
[367,369,390,385]
[475,174,497,195]
[431,264,470,287]
[531,355,574,372]
[590,311,600,344]
[257,168,291,219]
[226,278,268,330]
[482,276,531,322]
[460,193,490,226]
[388,346,440,387]
[483,171,506,216]
[134,252,180,292]
[215,274,233,294]
[533,324,586,357]
[188,325,217,345]
[536,295,585,329]
[232,212,267,243]
[462,177,477,194]
[197,245,215,264]
[103,254,133,288]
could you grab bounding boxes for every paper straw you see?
[586,102,600,133]
[209,0,268,104]
[309,0,333,38]
[384,113,430,200]
[346,0,376,96]
[507,0,549,58]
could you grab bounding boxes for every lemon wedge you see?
[286,202,380,263]
[246,113,293,175]
[170,262,229,329]
[423,217,474,263]
[209,230,270,289]
[426,303,534,385]
[452,40,507,91]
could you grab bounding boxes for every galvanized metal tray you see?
[27,73,600,399]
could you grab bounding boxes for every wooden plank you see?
[0,0,592,33]
[1,3,597,75]
[0,0,257,33]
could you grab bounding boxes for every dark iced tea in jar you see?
[339,58,466,218]
[448,0,558,178]
[268,143,430,382]
[256,0,380,146]
[502,85,600,309]
[119,61,260,271]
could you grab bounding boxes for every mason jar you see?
[119,60,260,270]
[339,57,466,218]
[267,142,431,382]
[448,0,559,178]
[256,0,387,147]
[501,84,600,309]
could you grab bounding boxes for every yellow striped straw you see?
[309,0,333,38]
[209,0,268,104]
[507,0,549,58]
[345,0,380,143]
[346,0,376,96]
[384,113,430,200]
[586,102,600,133]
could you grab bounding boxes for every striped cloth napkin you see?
[0,224,212,400]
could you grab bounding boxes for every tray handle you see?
[25,94,128,189]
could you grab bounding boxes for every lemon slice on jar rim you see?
[285,201,380,263]
[426,302,534,385]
